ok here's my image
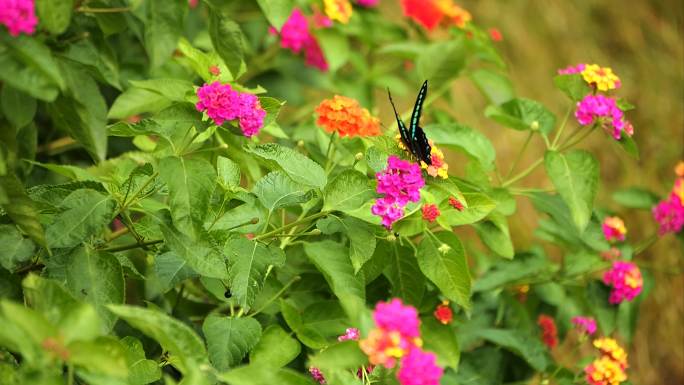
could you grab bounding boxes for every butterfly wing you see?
[387,88,412,150]
[413,126,432,165]
[409,81,432,165]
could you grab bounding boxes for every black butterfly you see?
[388,80,432,165]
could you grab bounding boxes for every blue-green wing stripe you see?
[388,89,412,148]
[409,80,429,140]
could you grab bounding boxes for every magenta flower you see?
[397,348,444,385]
[603,261,643,304]
[601,216,626,243]
[575,94,633,140]
[653,194,684,235]
[0,0,38,36]
[373,298,421,339]
[271,8,310,53]
[195,82,265,137]
[303,37,329,71]
[571,316,597,335]
[356,0,380,7]
[371,156,425,228]
[558,63,586,75]
[338,327,360,342]
[309,367,326,384]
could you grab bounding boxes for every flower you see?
[601,247,621,261]
[373,298,421,339]
[571,316,597,335]
[652,194,684,235]
[360,328,417,368]
[675,161,684,177]
[309,367,326,384]
[400,0,471,30]
[433,301,453,325]
[397,347,444,385]
[0,0,38,36]
[312,5,333,28]
[422,141,449,178]
[593,338,628,369]
[537,314,558,348]
[575,94,633,140]
[338,328,360,342]
[602,216,627,242]
[603,261,643,304]
[558,63,586,75]
[581,64,621,91]
[195,82,265,137]
[303,37,329,71]
[421,204,440,223]
[372,156,425,228]
[323,0,353,24]
[315,95,380,137]
[448,196,464,211]
[585,356,627,385]
[356,0,380,7]
[271,8,310,52]
[209,65,220,76]
[188,0,199,8]
[489,27,503,42]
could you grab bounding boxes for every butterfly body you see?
[388,80,432,165]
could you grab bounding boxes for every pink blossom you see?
[653,194,684,235]
[188,0,199,8]
[271,9,310,53]
[338,327,360,341]
[372,156,425,228]
[0,0,38,36]
[309,367,326,384]
[575,94,632,140]
[558,63,586,75]
[421,203,440,223]
[397,348,444,385]
[602,216,626,243]
[195,82,265,137]
[373,298,421,339]
[303,37,329,71]
[603,261,643,304]
[371,197,406,229]
[356,0,380,7]
[571,316,597,335]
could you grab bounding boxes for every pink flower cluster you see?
[309,367,326,384]
[371,156,425,228]
[571,316,597,335]
[356,0,380,6]
[0,0,38,36]
[558,63,586,75]
[269,8,328,71]
[195,82,266,137]
[359,299,443,385]
[653,174,684,236]
[575,95,633,140]
[603,261,643,304]
[338,327,360,342]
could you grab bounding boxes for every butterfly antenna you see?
[387,88,402,121]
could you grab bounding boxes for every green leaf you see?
[160,221,229,280]
[423,124,496,170]
[107,87,172,119]
[322,170,375,212]
[0,35,65,101]
[154,251,198,293]
[474,213,515,259]
[303,240,366,306]
[316,29,350,72]
[69,337,128,379]
[280,299,327,349]
[616,134,639,160]
[35,0,73,34]
[225,236,286,311]
[177,38,233,82]
[612,187,659,209]
[421,317,459,369]
[383,241,425,306]
[145,0,187,68]
[485,98,556,135]
[553,74,591,101]
[469,69,514,105]
[256,0,295,30]
[473,329,550,371]
[417,232,471,309]
[544,150,599,231]
[254,171,313,212]
[308,341,367,380]
[1,85,36,129]
[437,192,496,227]
[0,173,47,247]
[203,315,262,371]
[317,215,377,273]
[418,39,466,86]
[209,12,245,78]
[159,156,216,238]
[121,336,162,385]
[0,300,57,354]
[218,365,317,385]
[45,189,116,248]
[108,305,208,370]
[249,325,301,368]
[63,247,124,331]
[0,225,35,271]
[128,79,193,102]
[248,143,327,188]
[217,156,242,190]
[61,40,121,89]
[473,252,551,292]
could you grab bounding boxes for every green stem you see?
[101,239,163,253]
[502,158,544,188]
[634,233,658,255]
[76,6,130,13]
[551,105,573,149]
[324,132,337,174]
[248,276,301,317]
[255,211,329,241]
[67,363,74,385]
[505,131,534,179]
[558,124,597,151]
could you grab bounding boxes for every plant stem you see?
[502,158,544,188]
[37,137,78,155]
[255,211,329,241]
[506,131,534,179]
[77,6,130,13]
[558,124,597,151]
[551,105,573,149]
[249,276,301,317]
[101,239,163,253]
[324,132,337,174]
[634,233,658,255]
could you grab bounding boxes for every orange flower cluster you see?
[315,95,381,138]
[585,338,629,385]
[400,0,472,30]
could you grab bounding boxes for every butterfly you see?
[388,80,432,165]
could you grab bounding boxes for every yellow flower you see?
[435,0,472,28]
[593,338,628,369]
[585,356,628,385]
[396,135,449,179]
[324,0,353,24]
[581,64,621,91]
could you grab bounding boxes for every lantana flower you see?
[448,196,464,211]
[585,356,628,385]
[558,63,586,75]
[309,367,326,384]
[571,316,597,336]
[421,203,440,223]
[397,347,444,385]
[270,8,329,71]
[593,338,628,369]
[602,216,627,242]
[537,314,558,348]
[433,301,453,325]
[575,94,633,140]
[581,64,621,91]
[356,0,380,7]
[653,165,684,235]
[315,95,381,138]
[338,327,360,342]
[396,136,449,178]
[371,156,425,229]
[323,0,353,24]
[0,0,38,36]
[603,261,643,304]
[400,0,471,30]
[195,82,266,137]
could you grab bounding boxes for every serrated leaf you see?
[474,213,514,259]
[421,317,459,369]
[128,79,193,102]
[323,169,375,212]
[254,171,313,211]
[485,98,556,135]
[35,0,73,34]
[225,236,285,311]
[160,221,229,280]
[423,124,496,170]
[217,365,318,385]
[0,225,35,271]
[1,85,36,129]
[154,251,198,292]
[45,189,116,248]
[544,150,599,231]
[121,336,162,385]
[317,215,377,273]
[473,329,550,371]
[217,156,241,190]
[209,12,244,77]
[0,173,46,247]
[0,35,65,100]
[250,325,301,368]
[417,232,471,309]
[108,87,172,119]
[308,341,367,381]
[256,0,296,30]
[248,143,327,188]
[437,192,495,227]
[473,252,551,292]
[303,240,365,306]
[203,315,262,371]
[145,0,186,68]
[553,74,591,101]
[280,299,327,349]
[383,241,425,306]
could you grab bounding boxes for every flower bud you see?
[438,243,451,254]
[355,152,364,161]
[297,140,305,147]
[530,121,540,131]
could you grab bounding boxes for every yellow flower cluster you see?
[396,136,449,179]
[581,64,621,91]
[324,0,353,24]
[584,338,629,385]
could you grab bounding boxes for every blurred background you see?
[439,1,684,383]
